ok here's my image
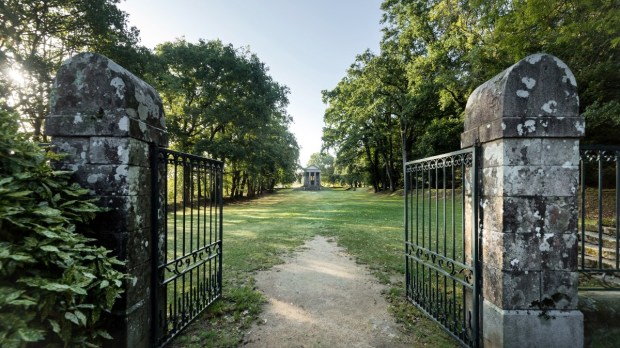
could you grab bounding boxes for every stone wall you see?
[462,53,584,347]
[46,52,167,348]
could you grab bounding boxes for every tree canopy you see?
[0,0,147,140]
[1,2,301,198]
[149,39,299,198]
[322,0,620,191]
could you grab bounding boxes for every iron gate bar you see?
[578,144,620,281]
[151,146,223,347]
[404,146,480,347]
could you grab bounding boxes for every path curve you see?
[243,236,411,347]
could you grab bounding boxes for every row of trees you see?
[322,0,620,192]
[151,39,299,198]
[1,0,300,199]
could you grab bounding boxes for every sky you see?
[117,0,384,166]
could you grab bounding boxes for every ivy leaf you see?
[64,312,79,325]
[74,310,87,326]
[8,299,37,306]
[5,190,32,198]
[4,290,25,303]
[16,328,45,342]
[48,319,61,334]
[33,206,61,217]
[82,272,96,280]
[97,330,113,340]
[8,254,34,262]
[40,283,71,292]
[70,286,88,295]
[40,245,60,253]
[99,280,109,289]
[37,229,60,239]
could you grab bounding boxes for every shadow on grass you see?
[171,188,457,348]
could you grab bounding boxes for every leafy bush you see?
[0,108,127,347]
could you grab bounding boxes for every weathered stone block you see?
[89,137,150,166]
[482,138,542,167]
[539,233,578,270]
[541,139,580,167]
[72,164,151,196]
[481,166,578,197]
[464,117,584,148]
[541,271,579,310]
[50,137,89,170]
[483,300,583,348]
[93,195,151,233]
[482,196,577,235]
[112,260,152,313]
[482,230,577,272]
[482,231,543,271]
[105,291,151,348]
[544,196,578,234]
[46,114,167,146]
[483,264,541,309]
[501,196,545,234]
[482,138,579,168]
[97,228,152,266]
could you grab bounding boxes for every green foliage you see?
[324,0,620,189]
[0,108,127,347]
[582,101,620,145]
[414,117,463,158]
[149,39,299,198]
[0,0,148,140]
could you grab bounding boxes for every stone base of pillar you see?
[483,300,583,348]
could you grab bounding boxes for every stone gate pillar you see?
[45,53,167,347]
[461,54,584,347]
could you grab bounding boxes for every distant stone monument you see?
[303,165,321,190]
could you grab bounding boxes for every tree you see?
[484,0,620,144]
[0,0,145,140]
[381,0,620,145]
[323,0,620,191]
[150,39,299,198]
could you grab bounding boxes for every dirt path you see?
[243,236,412,347]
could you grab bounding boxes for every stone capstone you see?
[46,52,167,145]
[462,53,583,147]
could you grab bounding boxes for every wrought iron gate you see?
[404,147,481,347]
[578,145,620,283]
[151,147,223,347]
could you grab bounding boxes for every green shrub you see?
[0,108,127,347]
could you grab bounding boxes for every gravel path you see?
[243,236,411,347]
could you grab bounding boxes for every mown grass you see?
[171,187,457,347]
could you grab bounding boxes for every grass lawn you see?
[171,187,457,347]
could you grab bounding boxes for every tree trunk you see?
[364,142,379,193]
[230,170,240,199]
[238,172,247,198]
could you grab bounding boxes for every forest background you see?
[1,0,619,196]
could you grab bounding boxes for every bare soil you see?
[243,236,413,347]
